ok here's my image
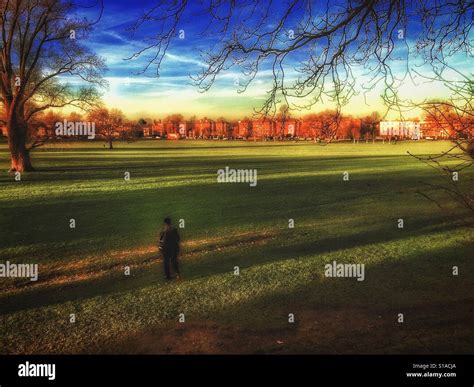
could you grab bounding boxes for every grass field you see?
[0,139,473,354]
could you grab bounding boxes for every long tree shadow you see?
[0,163,465,255]
[0,212,468,316]
[102,243,474,354]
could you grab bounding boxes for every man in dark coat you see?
[159,217,181,280]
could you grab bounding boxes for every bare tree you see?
[88,107,126,149]
[275,104,290,139]
[361,112,381,143]
[0,0,106,172]
[130,0,473,211]
[407,71,473,212]
[25,109,65,148]
[317,109,342,143]
[129,1,472,116]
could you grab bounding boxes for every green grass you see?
[0,140,472,354]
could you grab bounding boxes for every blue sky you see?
[70,0,472,120]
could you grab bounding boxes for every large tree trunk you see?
[108,138,113,149]
[7,111,34,172]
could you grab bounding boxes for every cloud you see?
[164,52,206,67]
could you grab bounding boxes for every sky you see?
[69,0,473,121]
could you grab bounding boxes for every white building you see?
[379,121,421,139]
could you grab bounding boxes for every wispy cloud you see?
[69,0,472,120]
[164,52,206,67]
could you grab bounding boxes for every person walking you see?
[159,217,181,280]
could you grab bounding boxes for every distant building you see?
[215,120,231,137]
[195,119,215,138]
[164,121,176,134]
[237,120,251,138]
[274,120,299,137]
[143,127,153,137]
[178,121,188,137]
[151,122,164,137]
[379,121,421,139]
[252,119,274,138]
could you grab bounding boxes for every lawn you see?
[0,139,472,354]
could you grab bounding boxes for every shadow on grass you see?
[0,211,467,316]
[99,229,474,354]
[0,164,463,255]
[0,153,433,184]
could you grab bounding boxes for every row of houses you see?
[143,118,452,140]
[1,119,454,140]
[144,117,364,139]
[379,121,451,140]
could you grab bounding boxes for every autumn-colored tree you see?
[25,109,66,147]
[88,107,125,149]
[301,114,321,142]
[164,113,184,133]
[42,110,64,138]
[0,0,106,171]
